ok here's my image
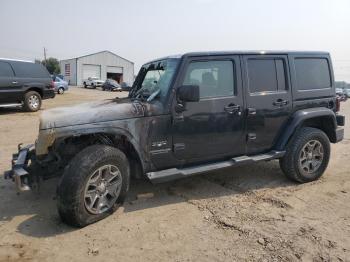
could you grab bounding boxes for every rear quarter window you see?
[11,61,50,78]
[295,58,331,90]
[0,61,15,77]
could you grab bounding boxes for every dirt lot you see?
[0,87,349,262]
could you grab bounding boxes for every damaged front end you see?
[4,143,35,191]
[4,126,61,192]
[4,97,154,192]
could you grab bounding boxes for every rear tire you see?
[279,127,330,183]
[83,82,87,88]
[57,145,130,227]
[58,87,64,94]
[23,91,42,112]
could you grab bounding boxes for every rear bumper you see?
[336,114,345,126]
[336,127,344,143]
[4,144,34,191]
[335,114,345,143]
[42,89,55,99]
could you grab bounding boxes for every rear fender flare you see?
[274,107,337,150]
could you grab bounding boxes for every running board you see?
[146,150,285,183]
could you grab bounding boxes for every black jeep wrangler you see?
[5,51,345,227]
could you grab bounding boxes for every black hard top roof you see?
[183,50,329,56]
[147,50,330,64]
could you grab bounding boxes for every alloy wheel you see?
[84,164,122,214]
[298,140,324,175]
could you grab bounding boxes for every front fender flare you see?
[36,124,150,172]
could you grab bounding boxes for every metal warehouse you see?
[59,50,134,86]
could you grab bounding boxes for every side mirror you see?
[177,85,200,102]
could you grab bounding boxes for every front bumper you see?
[4,144,34,191]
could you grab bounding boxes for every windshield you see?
[130,58,179,102]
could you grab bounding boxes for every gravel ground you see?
[0,87,349,262]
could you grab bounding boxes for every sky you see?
[0,0,349,81]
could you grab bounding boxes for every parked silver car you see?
[53,76,69,94]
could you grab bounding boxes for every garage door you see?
[82,64,101,79]
[107,66,123,74]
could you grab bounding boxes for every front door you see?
[242,55,292,155]
[172,55,246,163]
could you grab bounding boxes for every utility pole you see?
[43,47,47,64]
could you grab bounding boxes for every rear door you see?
[243,55,292,155]
[0,61,20,103]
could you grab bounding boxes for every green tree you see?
[42,57,60,74]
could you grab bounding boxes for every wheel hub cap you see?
[97,183,106,194]
[29,95,39,109]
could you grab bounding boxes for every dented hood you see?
[39,99,145,130]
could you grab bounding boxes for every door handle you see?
[224,104,241,115]
[12,81,18,84]
[247,107,256,115]
[273,99,289,107]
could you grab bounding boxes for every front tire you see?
[23,91,42,112]
[280,127,330,183]
[57,145,130,227]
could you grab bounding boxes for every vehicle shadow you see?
[0,105,46,115]
[0,106,23,115]
[0,160,296,238]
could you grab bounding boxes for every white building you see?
[59,50,134,86]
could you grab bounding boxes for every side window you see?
[183,60,234,99]
[11,62,49,78]
[295,58,331,90]
[247,58,287,94]
[0,61,14,77]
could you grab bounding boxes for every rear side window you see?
[183,60,235,99]
[295,58,331,90]
[247,58,287,94]
[0,61,14,77]
[11,62,50,78]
